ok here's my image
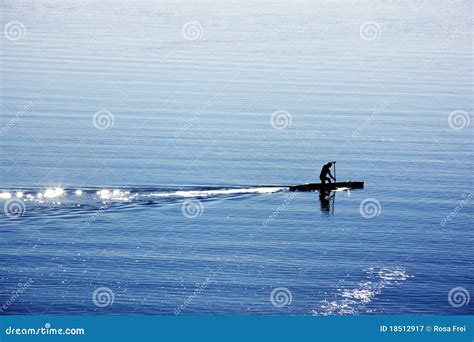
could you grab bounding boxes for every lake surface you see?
[1,0,472,315]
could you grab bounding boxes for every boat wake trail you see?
[0,186,286,215]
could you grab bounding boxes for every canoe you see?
[289,181,364,192]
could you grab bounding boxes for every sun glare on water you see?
[43,187,65,199]
[0,192,12,199]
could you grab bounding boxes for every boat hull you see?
[289,181,364,191]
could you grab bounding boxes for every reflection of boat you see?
[289,181,364,192]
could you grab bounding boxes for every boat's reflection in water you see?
[318,190,336,215]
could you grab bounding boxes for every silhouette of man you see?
[320,162,335,185]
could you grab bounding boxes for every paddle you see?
[332,161,336,182]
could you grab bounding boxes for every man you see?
[320,162,335,185]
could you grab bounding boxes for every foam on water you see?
[0,192,12,199]
[312,267,412,316]
[147,187,285,198]
[0,186,287,211]
[332,187,350,193]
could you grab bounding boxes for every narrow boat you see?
[289,181,364,192]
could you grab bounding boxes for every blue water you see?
[1,0,472,315]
